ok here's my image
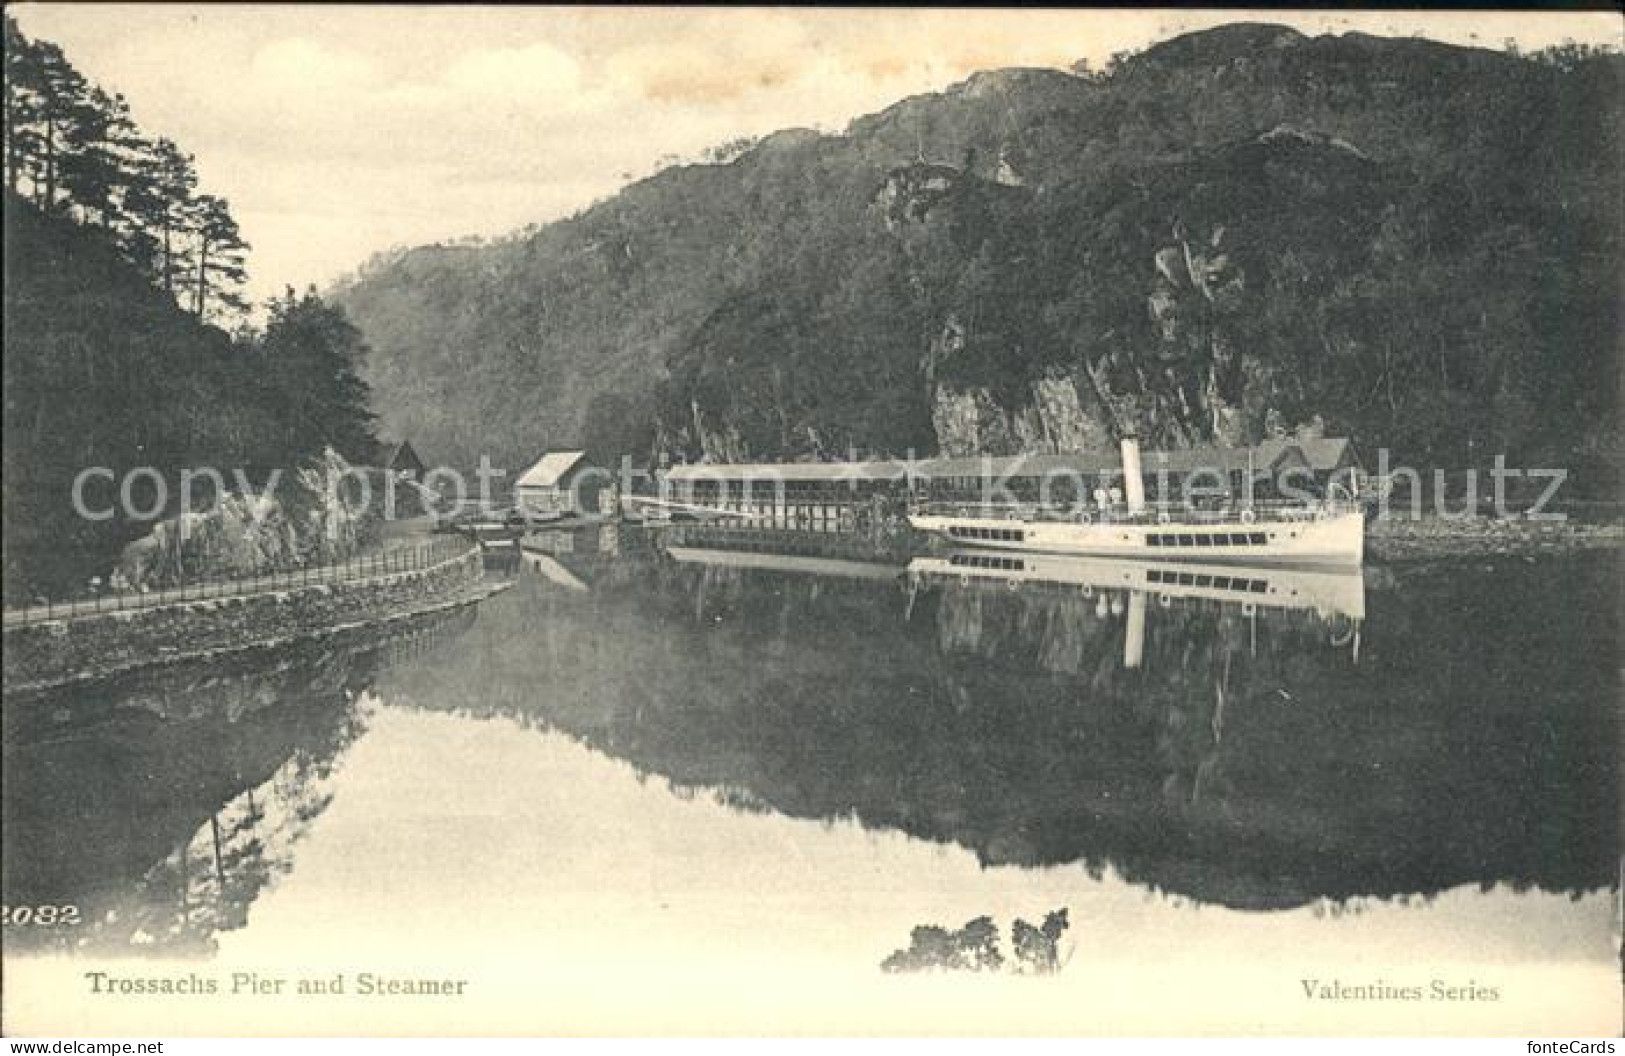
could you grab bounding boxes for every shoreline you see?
[1365,516,1624,561]
[1,575,510,698]
[5,515,1618,695]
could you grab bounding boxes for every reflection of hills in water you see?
[406,534,1616,910]
[1,606,479,956]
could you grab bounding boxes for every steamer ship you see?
[908,440,1364,566]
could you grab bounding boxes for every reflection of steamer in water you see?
[907,549,1365,667]
[391,549,1617,911]
[910,549,1373,866]
[909,551,1364,619]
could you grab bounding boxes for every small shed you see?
[375,440,426,481]
[515,451,602,519]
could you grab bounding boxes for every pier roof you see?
[663,440,1349,483]
[516,451,586,488]
[665,459,916,483]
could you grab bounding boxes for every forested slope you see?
[336,24,1620,486]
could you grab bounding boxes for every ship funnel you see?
[1120,438,1146,515]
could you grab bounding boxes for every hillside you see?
[333,24,1621,485]
[4,17,384,601]
[2,196,269,595]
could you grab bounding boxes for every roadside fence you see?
[2,537,477,629]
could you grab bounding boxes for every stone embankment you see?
[3,545,500,693]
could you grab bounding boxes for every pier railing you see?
[2,537,477,629]
[908,498,1361,525]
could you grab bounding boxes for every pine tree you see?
[26,36,89,213]
[2,16,44,196]
[58,85,125,227]
[119,136,199,298]
[188,193,250,322]
[4,17,216,305]
[258,288,378,462]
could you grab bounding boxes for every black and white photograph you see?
[1,4,1620,1039]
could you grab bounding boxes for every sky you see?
[11,5,1621,308]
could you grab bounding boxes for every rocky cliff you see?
[110,448,379,592]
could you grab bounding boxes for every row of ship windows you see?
[1146,569,1270,594]
[1147,531,1268,548]
[948,554,1026,571]
[948,526,1027,542]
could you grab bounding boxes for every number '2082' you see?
[2,904,82,926]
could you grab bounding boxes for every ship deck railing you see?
[909,498,1360,526]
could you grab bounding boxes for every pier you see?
[658,439,1363,513]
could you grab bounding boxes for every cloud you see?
[12,4,1621,309]
[250,36,379,94]
[442,41,582,101]
[612,43,794,105]
[599,10,816,106]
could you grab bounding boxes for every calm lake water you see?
[3,525,1620,1033]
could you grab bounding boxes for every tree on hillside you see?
[8,31,88,213]
[72,89,164,261]
[121,136,199,296]
[257,288,378,463]
[3,16,249,320]
[189,193,250,322]
[2,17,43,196]
[1530,39,1620,71]
[56,85,122,226]
[2,21,387,599]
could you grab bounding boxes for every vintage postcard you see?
[2,4,1620,1039]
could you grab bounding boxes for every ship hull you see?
[908,510,1364,566]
